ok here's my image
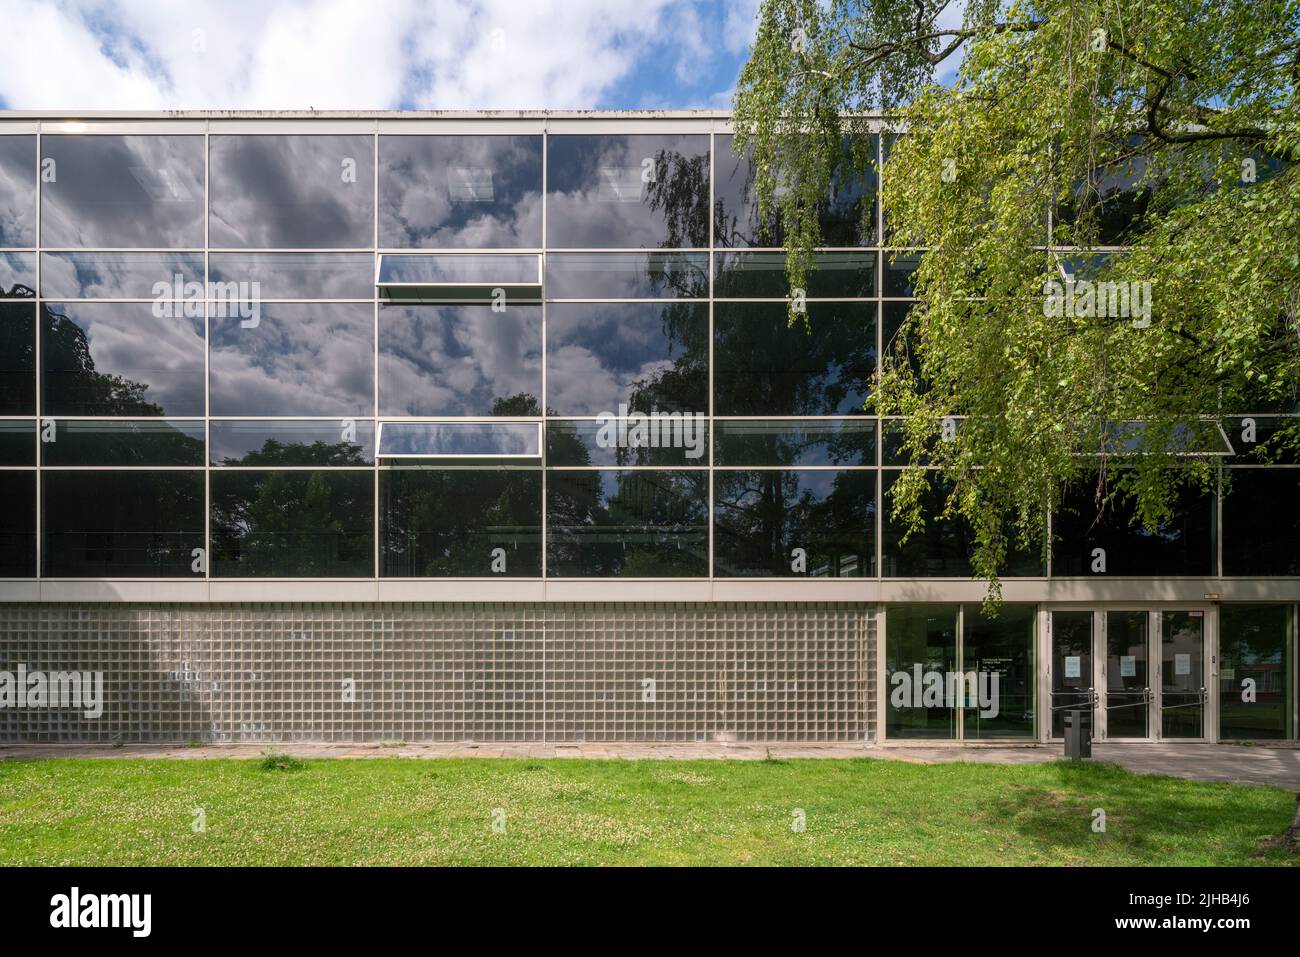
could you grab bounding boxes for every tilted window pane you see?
[378,421,540,458]
[713,419,875,466]
[42,302,205,416]
[41,470,204,577]
[713,301,875,416]
[713,469,876,577]
[40,419,205,466]
[545,252,708,299]
[209,135,374,248]
[0,136,36,247]
[0,301,35,414]
[379,303,541,417]
[546,134,710,248]
[884,605,959,740]
[714,252,877,299]
[546,302,707,417]
[1219,604,1294,740]
[547,470,708,577]
[209,252,374,300]
[546,418,708,467]
[963,604,1036,739]
[379,135,542,248]
[210,470,374,578]
[380,469,542,577]
[209,302,374,417]
[40,251,203,299]
[1223,468,1300,575]
[0,252,36,296]
[0,420,35,465]
[40,135,204,248]
[0,471,36,576]
[1223,415,1299,464]
[210,419,374,466]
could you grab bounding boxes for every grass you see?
[0,757,1296,866]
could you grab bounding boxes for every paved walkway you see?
[2,740,1299,789]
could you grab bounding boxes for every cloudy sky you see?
[0,0,765,111]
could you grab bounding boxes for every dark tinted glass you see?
[884,604,959,740]
[209,135,374,248]
[0,301,35,414]
[209,253,373,299]
[1224,415,1299,464]
[714,251,876,298]
[882,252,920,297]
[1056,149,1152,245]
[547,134,710,248]
[1219,604,1293,740]
[0,252,36,296]
[209,302,374,417]
[0,420,35,465]
[0,470,36,576]
[380,469,542,577]
[547,470,708,576]
[1052,479,1215,576]
[714,301,875,416]
[713,133,876,248]
[713,419,875,466]
[0,136,36,247]
[379,135,542,248]
[41,251,203,299]
[210,419,374,466]
[42,302,205,416]
[380,304,541,417]
[546,302,707,416]
[41,135,204,248]
[42,470,204,577]
[714,469,876,577]
[210,470,374,577]
[546,418,708,467]
[40,419,205,466]
[1223,469,1300,575]
[881,302,925,395]
[963,604,1036,739]
[546,252,708,299]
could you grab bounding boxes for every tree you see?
[733,0,1300,596]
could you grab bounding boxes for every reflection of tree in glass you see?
[0,288,36,414]
[643,148,710,250]
[40,302,164,415]
[222,437,367,468]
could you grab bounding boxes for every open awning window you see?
[377,421,542,460]
[376,253,542,302]
[1087,420,1235,457]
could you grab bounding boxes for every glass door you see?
[1105,611,1152,739]
[1161,611,1206,738]
[1050,611,1094,738]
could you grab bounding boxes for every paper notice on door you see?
[1175,653,1191,676]
[1120,655,1137,677]
[1064,656,1081,679]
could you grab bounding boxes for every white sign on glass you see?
[1064,656,1081,679]
[1175,653,1192,676]
[1120,656,1137,677]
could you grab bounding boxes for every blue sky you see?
[0,0,763,111]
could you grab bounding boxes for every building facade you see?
[0,111,1294,745]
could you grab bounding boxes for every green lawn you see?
[0,756,1295,866]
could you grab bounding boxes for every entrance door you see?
[1050,611,1094,738]
[1104,611,1152,738]
[1161,610,1206,738]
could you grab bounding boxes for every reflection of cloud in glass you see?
[209,253,373,299]
[0,136,36,247]
[41,252,203,299]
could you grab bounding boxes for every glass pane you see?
[714,251,877,299]
[210,470,374,578]
[42,302,205,416]
[1052,480,1214,576]
[1223,469,1300,575]
[379,303,541,417]
[1106,611,1150,738]
[545,302,707,416]
[1219,605,1293,740]
[882,252,920,297]
[209,252,373,299]
[378,421,540,458]
[40,419,205,466]
[0,420,35,465]
[209,135,374,248]
[42,470,204,577]
[1161,611,1205,738]
[40,135,204,248]
[881,301,926,395]
[0,301,35,414]
[884,605,958,740]
[713,419,875,466]
[0,470,36,576]
[545,252,708,299]
[713,469,875,577]
[546,418,707,467]
[377,253,538,284]
[41,251,203,299]
[546,469,708,577]
[713,301,875,416]
[210,419,374,466]
[963,604,1036,739]
[0,252,36,297]
[209,302,374,417]
[0,136,36,247]
[380,469,542,577]
[1224,415,1299,464]
[546,134,710,248]
[1050,611,1093,737]
[379,135,542,248]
